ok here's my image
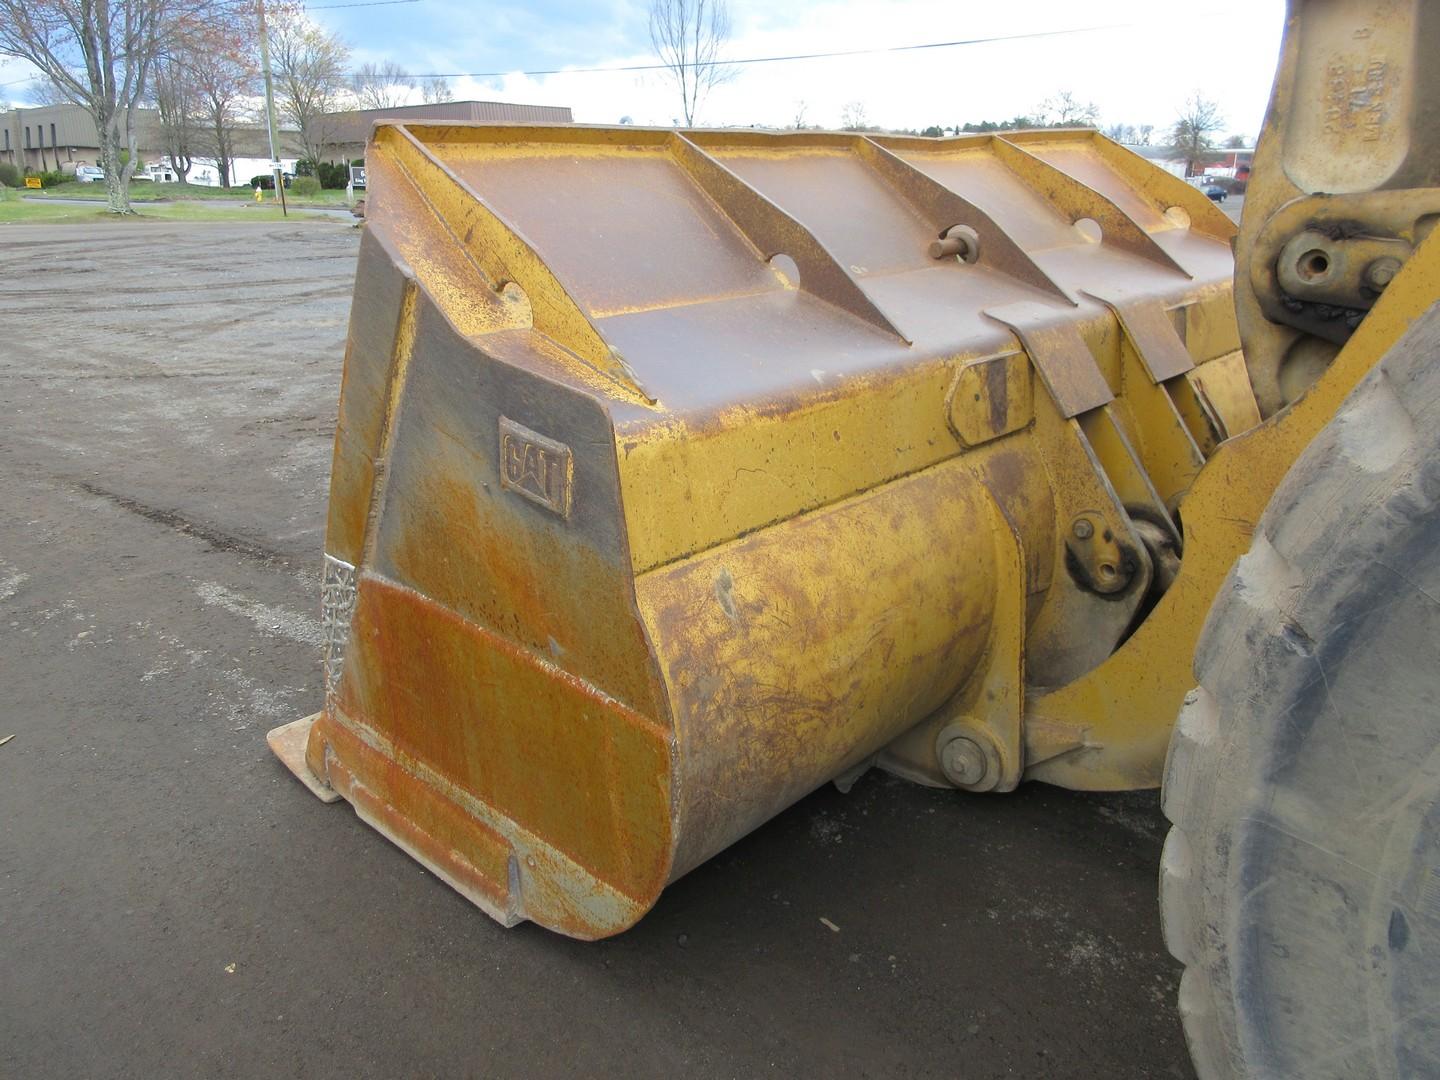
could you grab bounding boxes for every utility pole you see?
[255,0,288,216]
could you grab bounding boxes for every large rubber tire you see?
[1161,304,1440,1080]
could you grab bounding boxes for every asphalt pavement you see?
[0,220,1195,1079]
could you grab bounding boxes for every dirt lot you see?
[0,220,1195,1079]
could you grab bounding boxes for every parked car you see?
[1204,184,1228,202]
[74,165,105,184]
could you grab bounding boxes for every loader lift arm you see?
[1158,2,1440,1076]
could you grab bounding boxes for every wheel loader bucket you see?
[271,122,1250,939]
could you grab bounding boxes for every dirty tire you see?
[1161,305,1440,1080]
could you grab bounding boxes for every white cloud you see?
[3,0,1285,141]
[442,0,1284,137]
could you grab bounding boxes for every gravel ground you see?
[0,219,1195,1080]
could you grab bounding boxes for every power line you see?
[364,24,1125,80]
[2,23,1123,91]
[305,0,420,9]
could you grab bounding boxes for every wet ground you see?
[0,220,1194,1079]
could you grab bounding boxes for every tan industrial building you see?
[1,104,144,173]
[0,102,303,185]
[325,99,575,160]
[3,99,573,181]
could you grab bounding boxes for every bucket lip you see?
[266,713,341,804]
[302,701,672,941]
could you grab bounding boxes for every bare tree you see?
[26,76,82,105]
[1040,90,1099,127]
[151,53,199,181]
[839,101,868,131]
[1105,122,1157,147]
[648,0,734,126]
[270,13,350,169]
[0,0,212,211]
[421,76,453,104]
[191,33,257,187]
[1170,92,1225,176]
[354,59,413,110]
[791,99,808,130]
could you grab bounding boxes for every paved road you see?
[0,221,1195,1080]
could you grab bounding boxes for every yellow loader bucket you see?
[270,122,1252,939]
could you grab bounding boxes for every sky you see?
[1,0,1287,140]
